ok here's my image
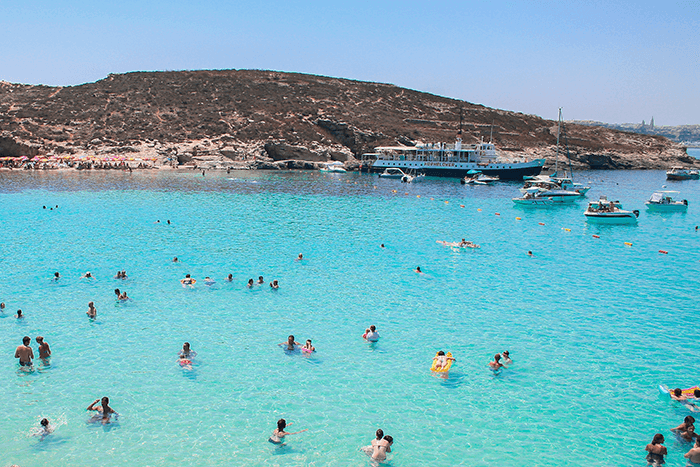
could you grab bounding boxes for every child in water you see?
[301,339,315,353]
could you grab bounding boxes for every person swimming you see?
[178,354,193,370]
[297,253,303,260]
[672,415,696,442]
[257,276,265,284]
[247,278,254,288]
[81,271,94,279]
[53,272,60,280]
[270,280,279,289]
[371,435,393,461]
[280,335,301,351]
[179,342,197,359]
[180,274,196,287]
[16,309,23,319]
[268,418,307,445]
[502,350,513,365]
[38,418,52,436]
[204,276,216,285]
[414,266,422,274]
[225,273,233,282]
[172,257,179,262]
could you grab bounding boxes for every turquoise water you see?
[1,169,699,466]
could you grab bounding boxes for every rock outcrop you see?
[0,70,694,170]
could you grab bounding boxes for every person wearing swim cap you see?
[365,325,380,342]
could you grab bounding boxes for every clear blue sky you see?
[1,0,697,125]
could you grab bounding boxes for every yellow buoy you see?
[445,201,449,204]
[392,190,397,193]
[624,242,633,246]
[416,195,421,198]
[564,228,571,232]
[516,217,521,220]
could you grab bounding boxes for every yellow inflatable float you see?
[430,351,455,373]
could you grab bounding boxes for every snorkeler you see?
[87,397,117,424]
[280,335,301,351]
[87,301,97,318]
[489,353,504,370]
[14,336,34,367]
[268,418,307,445]
[36,336,51,359]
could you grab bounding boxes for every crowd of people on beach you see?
[0,158,155,171]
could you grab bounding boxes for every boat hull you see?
[645,203,688,211]
[512,198,554,206]
[584,213,638,224]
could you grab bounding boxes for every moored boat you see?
[319,161,347,173]
[584,196,639,224]
[512,191,555,206]
[645,191,688,211]
[378,167,406,179]
[362,138,544,180]
[666,167,700,181]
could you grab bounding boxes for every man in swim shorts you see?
[36,336,51,359]
[14,336,34,367]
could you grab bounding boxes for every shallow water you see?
[1,169,699,466]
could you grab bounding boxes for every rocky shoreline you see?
[1,70,697,171]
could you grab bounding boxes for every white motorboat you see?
[319,161,347,173]
[666,167,700,181]
[378,167,406,179]
[645,191,688,211]
[584,196,639,224]
[519,179,581,202]
[461,170,499,185]
[512,190,555,206]
[401,170,425,183]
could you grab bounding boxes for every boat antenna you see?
[562,117,574,181]
[555,108,561,176]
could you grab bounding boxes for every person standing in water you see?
[489,354,504,370]
[280,335,301,351]
[371,435,393,461]
[36,336,51,360]
[87,397,117,424]
[685,437,700,465]
[87,301,97,318]
[645,433,667,466]
[15,336,34,367]
[268,418,307,445]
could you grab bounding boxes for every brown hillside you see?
[0,70,695,169]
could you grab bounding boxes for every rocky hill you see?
[0,70,696,170]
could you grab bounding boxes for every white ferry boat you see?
[361,137,545,180]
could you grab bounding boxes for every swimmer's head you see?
[41,418,49,427]
[652,433,664,445]
[23,336,30,345]
[36,336,44,344]
[503,350,509,357]
[437,351,445,356]
[370,325,376,332]
[89,301,94,307]
[384,435,393,444]
[101,397,110,406]
[494,353,501,362]
[695,389,700,398]
[183,342,190,350]
[306,339,312,345]
[376,429,384,440]
[185,274,191,278]
[17,309,22,317]
[227,274,232,279]
[115,288,120,295]
[674,388,683,397]
[277,418,286,431]
[54,272,59,278]
[686,415,696,425]
[288,335,295,342]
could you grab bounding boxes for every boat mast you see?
[555,108,561,176]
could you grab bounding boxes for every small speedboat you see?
[319,162,347,173]
[401,171,425,183]
[645,191,688,211]
[461,170,499,185]
[512,190,555,206]
[379,167,406,179]
[584,196,639,224]
[666,167,699,181]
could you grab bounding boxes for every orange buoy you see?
[624,242,633,246]
[495,212,500,216]
[538,222,545,226]
[460,204,465,208]
[477,208,482,211]
[659,250,668,254]
[430,197,434,201]
[563,228,571,232]
[592,235,600,238]
[516,217,521,220]
[405,192,409,195]
[445,201,449,204]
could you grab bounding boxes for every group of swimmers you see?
[646,415,700,465]
[179,273,281,289]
